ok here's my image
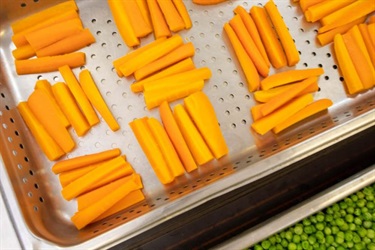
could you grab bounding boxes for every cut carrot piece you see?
[79,69,120,131]
[11,0,78,34]
[250,104,265,122]
[173,104,214,165]
[299,0,325,12]
[333,34,364,95]
[229,14,269,77]
[130,117,174,184]
[273,98,333,133]
[36,28,96,57]
[134,42,195,81]
[131,57,196,93]
[107,0,139,47]
[304,0,356,23]
[135,0,152,28]
[250,6,287,69]
[192,0,227,5]
[52,148,121,174]
[261,67,324,90]
[148,0,172,39]
[233,6,270,67]
[122,0,152,38]
[15,52,85,75]
[12,45,35,60]
[17,102,65,161]
[265,0,300,66]
[59,164,97,188]
[184,91,229,159]
[172,0,192,29]
[251,93,314,135]
[51,82,90,137]
[159,101,197,172]
[27,89,75,153]
[59,65,99,126]
[223,22,259,92]
[359,23,375,68]
[156,0,185,32]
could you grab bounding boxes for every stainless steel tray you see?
[0,0,374,249]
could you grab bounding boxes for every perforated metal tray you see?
[0,0,374,249]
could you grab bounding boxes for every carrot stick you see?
[359,23,375,67]
[119,34,183,76]
[25,18,83,51]
[333,34,364,95]
[52,148,121,174]
[27,89,75,153]
[12,45,35,60]
[59,65,99,127]
[260,67,324,90]
[17,101,65,161]
[265,0,300,66]
[173,104,214,165]
[159,101,197,172]
[251,93,314,135]
[299,0,325,12]
[304,0,356,23]
[184,91,229,159]
[148,0,172,39]
[51,82,90,137]
[35,28,96,57]
[134,42,195,81]
[223,22,259,92]
[192,0,227,5]
[156,0,185,32]
[229,14,269,78]
[147,118,185,177]
[250,104,265,122]
[107,0,140,47]
[15,52,85,75]
[11,0,78,34]
[79,69,120,131]
[250,6,287,69]
[135,0,152,28]
[260,76,318,116]
[131,57,195,93]
[129,117,174,184]
[172,0,192,29]
[273,98,333,133]
[122,0,153,38]
[233,6,270,68]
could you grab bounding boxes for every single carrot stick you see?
[135,0,152,28]
[260,67,324,90]
[273,99,333,133]
[172,0,192,29]
[71,174,142,229]
[11,0,78,34]
[25,18,83,51]
[134,42,195,81]
[250,6,287,69]
[147,0,172,39]
[27,89,75,153]
[51,82,90,137]
[299,0,325,12]
[59,164,97,188]
[107,0,140,47]
[251,93,314,135]
[304,0,356,23]
[36,28,96,57]
[131,57,195,93]
[359,23,375,67]
[12,45,35,60]
[265,0,300,66]
[159,101,197,172]
[59,65,99,127]
[147,118,185,177]
[79,69,120,131]
[119,34,183,76]
[229,14,269,78]
[156,0,185,32]
[122,0,152,38]
[192,0,227,5]
[184,91,229,159]
[129,117,174,184]
[17,102,65,161]
[250,104,265,122]
[233,6,270,67]
[260,76,318,116]
[223,22,259,92]
[15,52,85,75]
[334,34,365,94]
[52,148,121,174]
[173,104,214,165]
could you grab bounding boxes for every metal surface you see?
[0,0,374,249]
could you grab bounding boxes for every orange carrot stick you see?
[15,52,85,75]
[51,82,90,137]
[135,0,152,28]
[148,0,172,39]
[304,0,356,23]
[122,0,152,38]
[250,104,265,122]
[159,101,197,172]
[17,101,65,161]
[12,45,35,60]
[156,0,185,32]
[172,0,192,29]
[359,23,375,67]
[223,22,259,92]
